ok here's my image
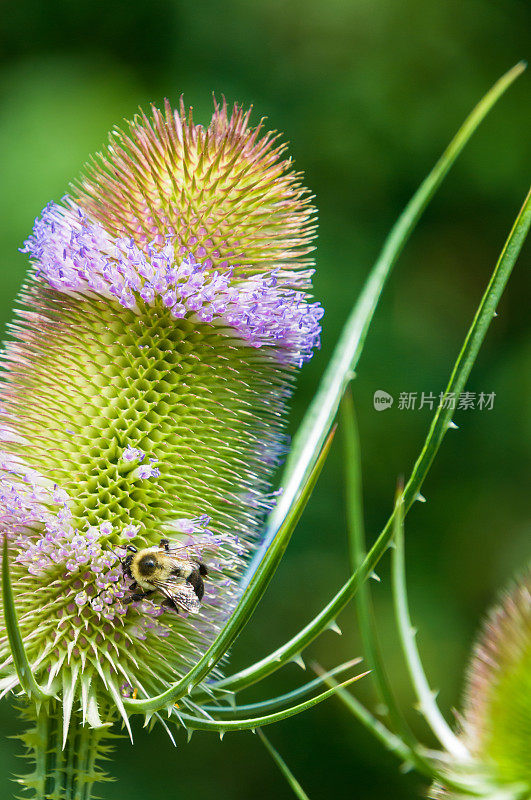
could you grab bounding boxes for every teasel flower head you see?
[454,568,531,797]
[421,569,531,800]
[0,98,324,795]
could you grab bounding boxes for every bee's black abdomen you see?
[187,570,205,600]
[199,563,208,577]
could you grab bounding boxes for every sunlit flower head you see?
[0,98,321,732]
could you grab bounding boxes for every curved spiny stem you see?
[175,672,369,733]
[246,61,526,579]
[2,536,55,703]
[209,181,531,697]
[200,658,362,717]
[391,493,470,760]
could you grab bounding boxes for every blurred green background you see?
[0,1,529,798]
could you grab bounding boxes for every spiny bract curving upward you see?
[0,99,322,740]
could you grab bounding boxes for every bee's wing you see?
[161,544,190,555]
[152,575,202,614]
[160,547,197,567]
[172,583,202,614]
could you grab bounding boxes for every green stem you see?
[340,391,437,777]
[390,494,470,760]
[15,700,116,800]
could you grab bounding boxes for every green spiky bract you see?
[14,703,117,800]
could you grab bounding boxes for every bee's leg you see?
[125,589,155,603]
[159,538,170,551]
[161,597,180,613]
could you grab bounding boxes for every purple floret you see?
[22,200,323,365]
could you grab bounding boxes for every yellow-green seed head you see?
[0,98,322,735]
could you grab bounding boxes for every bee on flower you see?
[0,98,324,795]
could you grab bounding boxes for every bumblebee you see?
[122,539,208,614]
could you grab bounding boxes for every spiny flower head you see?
[22,202,321,364]
[461,568,531,793]
[427,568,531,800]
[0,98,322,733]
